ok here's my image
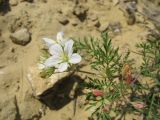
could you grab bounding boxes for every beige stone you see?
[10,28,31,46]
[9,0,18,6]
[27,66,72,98]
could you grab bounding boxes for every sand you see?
[0,0,159,120]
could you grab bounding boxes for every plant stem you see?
[78,70,96,75]
[147,94,155,120]
[131,50,154,59]
[78,70,120,79]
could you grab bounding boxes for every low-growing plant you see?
[75,32,160,120]
[136,30,160,120]
[136,31,160,82]
[75,33,136,119]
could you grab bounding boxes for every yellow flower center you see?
[61,53,69,62]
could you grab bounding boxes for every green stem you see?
[147,94,155,120]
[78,70,120,79]
[131,50,154,59]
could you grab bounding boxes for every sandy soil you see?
[0,0,160,120]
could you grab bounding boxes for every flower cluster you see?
[40,32,82,72]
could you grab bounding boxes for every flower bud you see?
[92,89,104,97]
[122,64,133,84]
[132,102,145,109]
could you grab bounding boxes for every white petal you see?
[44,56,62,67]
[64,39,74,57]
[37,63,45,70]
[42,38,55,47]
[60,38,67,46]
[57,62,68,72]
[49,44,63,55]
[54,69,59,73]
[57,31,64,42]
[69,53,82,64]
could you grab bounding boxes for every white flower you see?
[42,31,67,47]
[44,39,81,72]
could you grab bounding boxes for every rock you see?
[0,67,20,91]
[126,1,137,13]
[71,19,79,26]
[0,0,10,15]
[0,65,44,120]
[0,0,5,5]
[125,2,136,25]
[99,22,109,32]
[14,66,45,120]
[8,11,32,32]
[9,0,18,6]
[57,15,69,25]
[87,14,100,28]
[0,38,6,55]
[27,66,72,97]
[94,0,104,5]
[0,95,17,120]
[74,0,87,4]
[119,1,137,25]
[109,22,121,33]
[113,0,119,6]
[0,0,3,4]
[34,0,47,3]
[88,14,98,21]
[19,97,43,120]
[10,28,31,46]
[20,0,33,2]
[126,12,136,25]
[57,8,62,14]
[120,1,137,13]
[87,20,100,28]
[90,20,100,28]
[73,5,88,22]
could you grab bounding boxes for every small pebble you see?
[71,19,79,26]
[10,28,31,46]
[113,0,119,6]
[9,0,18,6]
[57,15,69,25]
[99,22,109,32]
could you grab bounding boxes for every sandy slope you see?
[0,0,159,120]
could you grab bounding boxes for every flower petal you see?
[57,31,64,42]
[64,39,74,57]
[42,38,55,47]
[69,53,81,64]
[60,38,67,46]
[57,62,68,72]
[44,56,62,67]
[37,63,45,70]
[49,44,63,55]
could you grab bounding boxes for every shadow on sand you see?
[38,74,84,110]
[0,0,10,15]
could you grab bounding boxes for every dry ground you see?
[0,0,160,120]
